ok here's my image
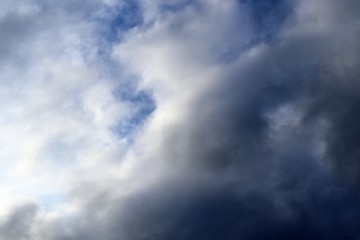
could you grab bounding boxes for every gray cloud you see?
[0,203,37,240]
[2,0,360,239]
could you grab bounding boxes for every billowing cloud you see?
[1,0,360,239]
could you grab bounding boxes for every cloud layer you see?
[1,0,360,239]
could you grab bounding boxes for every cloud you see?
[0,0,132,213]
[0,203,37,240]
[1,0,360,239]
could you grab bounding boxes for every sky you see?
[0,0,360,239]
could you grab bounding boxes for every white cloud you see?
[0,0,132,218]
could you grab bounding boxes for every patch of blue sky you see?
[97,0,143,44]
[112,86,156,139]
[80,0,155,141]
[85,1,143,64]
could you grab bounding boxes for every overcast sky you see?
[1,0,360,239]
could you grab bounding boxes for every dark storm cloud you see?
[43,0,360,238]
[107,0,360,238]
